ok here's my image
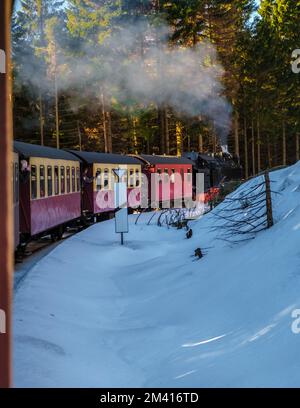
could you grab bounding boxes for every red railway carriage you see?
[68,150,142,215]
[13,149,20,249]
[14,141,82,240]
[135,154,193,205]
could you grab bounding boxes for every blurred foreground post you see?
[0,0,14,388]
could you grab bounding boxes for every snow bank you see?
[14,163,300,387]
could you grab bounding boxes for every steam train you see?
[13,141,242,249]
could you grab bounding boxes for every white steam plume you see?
[14,18,232,146]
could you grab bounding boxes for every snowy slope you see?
[13,163,300,387]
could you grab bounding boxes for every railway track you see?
[14,227,82,291]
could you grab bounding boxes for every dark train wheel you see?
[51,226,64,242]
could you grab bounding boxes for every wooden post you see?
[244,117,249,179]
[265,170,273,228]
[0,0,14,388]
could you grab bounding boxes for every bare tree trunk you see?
[77,120,82,151]
[282,121,287,166]
[39,90,44,146]
[155,9,166,156]
[54,66,59,149]
[244,117,249,179]
[164,107,169,155]
[132,115,138,154]
[296,132,300,162]
[158,108,165,154]
[38,1,45,146]
[265,170,273,228]
[146,137,150,154]
[212,130,217,154]
[257,117,261,173]
[234,111,239,157]
[267,136,272,168]
[198,134,203,152]
[106,110,112,153]
[100,90,108,153]
[176,122,183,156]
[251,118,256,175]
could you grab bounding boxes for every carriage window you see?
[31,165,37,200]
[14,162,19,203]
[54,166,59,195]
[164,168,169,182]
[104,168,109,189]
[72,167,75,192]
[96,168,102,191]
[40,165,45,198]
[47,166,53,197]
[121,172,127,184]
[157,168,162,183]
[180,169,184,183]
[76,167,80,192]
[187,168,192,182]
[170,168,175,184]
[61,166,65,194]
[135,169,140,187]
[66,167,71,193]
[129,169,134,187]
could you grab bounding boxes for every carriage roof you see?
[68,150,141,165]
[136,154,193,166]
[14,141,81,162]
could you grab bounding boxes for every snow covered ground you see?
[13,163,300,387]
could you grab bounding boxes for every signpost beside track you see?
[113,168,129,245]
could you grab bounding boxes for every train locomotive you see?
[13,141,242,249]
[184,151,243,202]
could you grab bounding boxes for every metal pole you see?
[0,0,14,388]
[121,232,124,245]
